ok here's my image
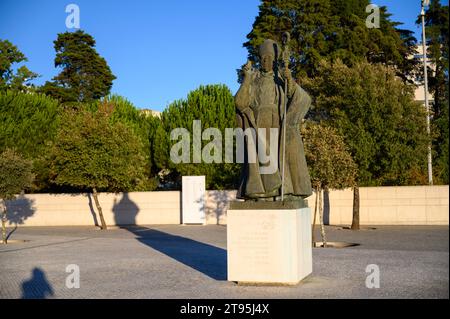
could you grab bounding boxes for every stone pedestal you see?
[227,204,312,285]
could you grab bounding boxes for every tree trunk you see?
[92,188,107,230]
[351,185,360,230]
[312,186,319,246]
[1,199,7,244]
[318,187,327,248]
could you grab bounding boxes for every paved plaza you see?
[0,225,448,299]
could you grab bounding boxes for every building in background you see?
[140,108,161,118]
[412,44,435,105]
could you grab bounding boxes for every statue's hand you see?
[242,60,253,80]
[281,65,292,81]
[236,60,254,112]
[281,65,296,98]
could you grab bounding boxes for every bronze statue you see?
[235,36,312,202]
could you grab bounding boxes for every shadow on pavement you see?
[21,267,54,299]
[112,193,227,281]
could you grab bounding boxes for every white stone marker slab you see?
[227,207,312,284]
[182,176,205,224]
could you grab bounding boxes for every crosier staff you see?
[280,31,290,201]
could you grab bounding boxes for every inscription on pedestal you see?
[227,208,312,284]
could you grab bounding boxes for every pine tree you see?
[153,84,240,189]
[0,91,59,158]
[0,91,60,191]
[40,30,115,103]
[0,39,39,92]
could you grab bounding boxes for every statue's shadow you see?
[112,193,227,281]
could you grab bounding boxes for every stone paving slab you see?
[0,225,448,299]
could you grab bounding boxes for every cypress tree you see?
[244,0,418,80]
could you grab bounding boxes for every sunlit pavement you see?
[0,225,448,299]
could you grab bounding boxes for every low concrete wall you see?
[205,186,449,226]
[307,185,449,226]
[4,186,448,227]
[205,190,237,225]
[5,191,181,227]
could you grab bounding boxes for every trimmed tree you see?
[0,148,34,244]
[303,122,357,246]
[48,104,146,230]
[88,95,159,191]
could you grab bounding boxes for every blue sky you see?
[0,0,448,111]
